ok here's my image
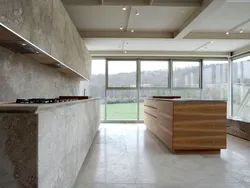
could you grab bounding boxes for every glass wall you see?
[107,90,137,120]
[108,60,137,88]
[172,61,200,88]
[90,58,229,121]
[232,55,250,121]
[140,60,169,87]
[203,60,228,100]
[171,89,201,99]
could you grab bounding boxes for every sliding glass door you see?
[107,60,138,120]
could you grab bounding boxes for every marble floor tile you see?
[243,183,250,188]
[193,182,248,188]
[73,124,250,188]
[75,184,156,188]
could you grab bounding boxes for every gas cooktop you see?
[16,98,76,104]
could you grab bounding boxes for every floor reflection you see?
[73,124,250,188]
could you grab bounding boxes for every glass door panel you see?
[107,90,137,120]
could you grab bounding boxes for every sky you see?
[91,59,228,75]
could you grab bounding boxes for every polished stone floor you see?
[73,124,250,188]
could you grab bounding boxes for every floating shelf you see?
[0,23,87,80]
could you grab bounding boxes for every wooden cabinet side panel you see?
[157,101,173,150]
[144,99,174,150]
[173,101,227,150]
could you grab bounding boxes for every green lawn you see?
[101,103,144,120]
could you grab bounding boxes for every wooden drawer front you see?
[144,105,157,118]
[144,113,173,150]
[158,112,173,133]
[157,125,173,150]
[157,101,173,118]
[144,112,157,133]
[144,99,157,109]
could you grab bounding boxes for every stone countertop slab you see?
[0,98,100,113]
[147,97,226,102]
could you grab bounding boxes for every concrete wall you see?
[0,46,89,101]
[0,0,92,101]
[0,0,91,78]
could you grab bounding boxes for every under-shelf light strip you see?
[0,23,87,80]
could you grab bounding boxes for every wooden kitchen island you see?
[144,98,227,154]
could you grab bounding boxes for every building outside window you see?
[232,55,250,121]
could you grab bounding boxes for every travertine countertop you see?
[0,98,100,113]
[147,98,226,102]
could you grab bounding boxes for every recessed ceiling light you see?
[210,41,214,43]
[124,51,127,54]
[131,29,134,32]
[120,26,124,30]
[136,11,140,16]
[226,32,229,35]
[21,43,26,46]
[122,7,127,11]
[240,29,243,33]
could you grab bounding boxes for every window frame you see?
[90,57,229,122]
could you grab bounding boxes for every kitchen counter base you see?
[0,98,100,188]
[144,98,227,154]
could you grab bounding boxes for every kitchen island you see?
[144,98,227,154]
[0,98,100,188]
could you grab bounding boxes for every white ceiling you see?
[65,5,198,32]
[127,6,197,32]
[63,0,250,56]
[65,6,126,31]
[194,2,250,32]
[84,38,250,52]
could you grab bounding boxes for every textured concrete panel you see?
[0,0,91,79]
[0,0,32,40]
[51,0,66,63]
[30,0,53,54]
[0,113,38,188]
[0,99,100,188]
[0,47,82,101]
[38,99,100,188]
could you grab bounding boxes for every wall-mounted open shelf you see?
[0,23,87,80]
